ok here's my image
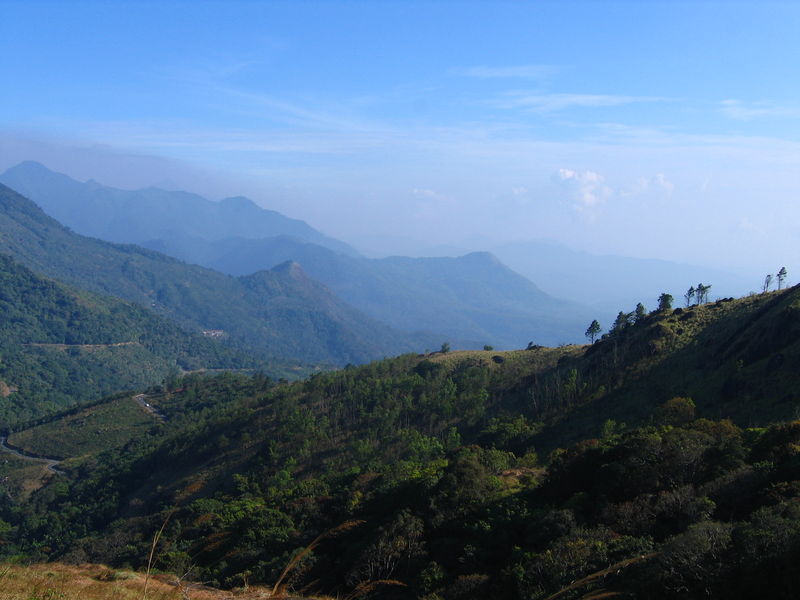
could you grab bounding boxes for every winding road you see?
[0,436,64,475]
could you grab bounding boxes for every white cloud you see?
[555,168,612,211]
[453,65,559,79]
[738,216,767,236]
[721,99,800,121]
[624,173,674,197]
[412,188,440,199]
[494,93,663,112]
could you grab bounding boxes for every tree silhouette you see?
[612,311,632,334]
[658,293,674,311]
[684,286,695,307]
[634,303,647,323]
[763,274,773,293]
[585,319,602,343]
[695,283,711,304]
[777,266,788,290]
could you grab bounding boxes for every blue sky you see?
[1,0,799,273]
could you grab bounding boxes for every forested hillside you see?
[0,253,269,424]
[0,183,435,365]
[3,286,800,599]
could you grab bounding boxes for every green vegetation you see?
[0,287,799,598]
[0,253,272,426]
[657,292,674,311]
[7,395,155,460]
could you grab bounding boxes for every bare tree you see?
[762,273,773,293]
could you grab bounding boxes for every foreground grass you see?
[0,563,289,600]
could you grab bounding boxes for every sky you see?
[1,0,799,274]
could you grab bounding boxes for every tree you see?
[658,293,674,312]
[612,311,632,334]
[777,266,788,290]
[634,302,647,323]
[696,283,711,304]
[684,286,695,307]
[762,274,773,293]
[440,341,450,354]
[585,320,601,343]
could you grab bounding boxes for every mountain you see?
[142,235,594,348]
[0,252,267,424]
[4,287,800,598]
[0,160,357,256]
[491,239,755,319]
[0,182,432,365]
[2,162,595,348]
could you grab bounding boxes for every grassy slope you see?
[0,563,247,600]
[8,396,155,461]
[534,288,800,451]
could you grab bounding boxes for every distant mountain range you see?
[1,162,595,348]
[142,235,591,348]
[0,182,432,366]
[0,160,357,255]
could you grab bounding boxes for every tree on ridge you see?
[585,319,602,343]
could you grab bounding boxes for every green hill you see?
[4,287,800,599]
[0,183,434,365]
[0,253,273,424]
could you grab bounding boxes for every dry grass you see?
[0,562,350,600]
[0,562,403,600]
[270,520,364,598]
[0,563,223,600]
[428,346,583,371]
[542,553,658,600]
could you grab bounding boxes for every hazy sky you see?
[1,1,799,273]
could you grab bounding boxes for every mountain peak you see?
[3,161,56,177]
[9,160,48,170]
[271,260,308,280]
[461,251,502,265]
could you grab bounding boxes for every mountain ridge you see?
[2,162,596,348]
[0,182,436,365]
[0,160,358,256]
